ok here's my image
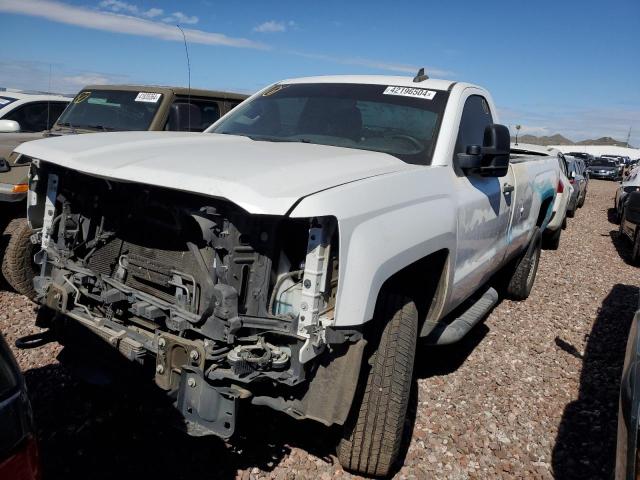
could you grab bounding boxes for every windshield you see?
[0,96,18,109]
[209,83,449,165]
[55,89,163,131]
[591,158,617,166]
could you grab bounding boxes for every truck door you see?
[449,93,515,306]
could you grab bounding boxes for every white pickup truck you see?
[17,74,559,476]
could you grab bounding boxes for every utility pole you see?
[515,125,521,145]
[626,127,632,147]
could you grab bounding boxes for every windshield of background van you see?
[0,96,18,109]
[56,90,163,131]
[591,159,617,167]
[210,83,449,165]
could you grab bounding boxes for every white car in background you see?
[615,165,640,222]
[511,143,572,249]
[0,89,70,134]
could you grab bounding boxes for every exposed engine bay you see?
[27,160,363,437]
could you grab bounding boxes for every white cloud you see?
[99,0,165,19]
[144,7,162,18]
[162,11,199,25]
[254,20,287,33]
[0,0,266,49]
[287,50,453,76]
[0,1,455,79]
[0,60,130,94]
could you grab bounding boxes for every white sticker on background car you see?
[383,86,436,100]
[135,92,162,103]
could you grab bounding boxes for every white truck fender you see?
[290,166,456,327]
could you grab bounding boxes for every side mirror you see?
[457,124,510,177]
[570,171,576,179]
[0,119,20,133]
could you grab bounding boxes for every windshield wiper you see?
[56,122,77,133]
[219,132,313,144]
[79,124,116,132]
[248,135,312,143]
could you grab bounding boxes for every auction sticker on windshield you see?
[383,86,436,100]
[135,92,162,103]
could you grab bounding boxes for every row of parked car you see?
[567,151,638,181]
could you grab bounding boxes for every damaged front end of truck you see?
[26,159,365,438]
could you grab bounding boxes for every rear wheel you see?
[1,218,38,300]
[337,293,417,477]
[577,191,586,208]
[505,227,542,300]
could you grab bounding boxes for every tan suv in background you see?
[1,84,248,298]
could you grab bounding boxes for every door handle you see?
[503,183,514,194]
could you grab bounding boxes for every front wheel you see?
[337,293,418,477]
[1,218,38,300]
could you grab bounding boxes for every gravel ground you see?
[0,179,638,480]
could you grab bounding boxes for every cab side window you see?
[4,101,68,132]
[455,95,493,155]
[166,97,221,132]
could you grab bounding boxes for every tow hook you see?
[15,330,56,350]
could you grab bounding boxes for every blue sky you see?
[0,0,638,144]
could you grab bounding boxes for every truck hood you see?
[15,131,415,215]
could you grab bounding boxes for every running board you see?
[424,287,499,345]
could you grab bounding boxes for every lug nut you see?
[187,377,197,388]
[156,364,164,374]
[189,350,199,361]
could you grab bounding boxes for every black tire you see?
[505,227,542,300]
[1,218,38,300]
[577,191,586,208]
[1,218,24,288]
[542,227,561,250]
[632,230,640,266]
[566,207,575,218]
[337,293,418,477]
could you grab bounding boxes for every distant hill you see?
[511,134,633,148]
[575,136,629,147]
[511,134,573,146]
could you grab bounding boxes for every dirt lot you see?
[0,179,638,480]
